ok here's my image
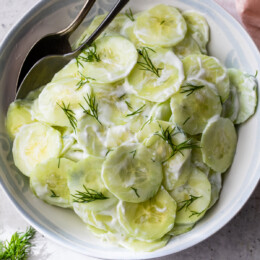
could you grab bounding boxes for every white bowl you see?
[0,0,259,259]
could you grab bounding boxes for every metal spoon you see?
[17,0,96,88]
[16,0,129,99]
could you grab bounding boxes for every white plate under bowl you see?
[0,0,259,259]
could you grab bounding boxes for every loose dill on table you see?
[125,8,135,21]
[72,185,108,203]
[0,227,36,260]
[76,72,95,90]
[154,124,200,162]
[79,92,102,125]
[131,187,140,198]
[137,47,162,77]
[126,104,146,117]
[180,83,205,96]
[57,101,77,132]
[177,195,202,212]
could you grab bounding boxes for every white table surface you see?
[0,1,260,259]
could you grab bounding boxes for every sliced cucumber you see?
[68,156,117,212]
[182,11,209,54]
[52,59,78,82]
[6,100,35,140]
[117,188,177,240]
[102,143,162,203]
[137,120,191,190]
[119,235,170,252]
[33,78,91,127]
[127,47,184,102]
[170,167,211,224]
[208,171,222,209]
[201,117,237,173]
[30,158,75,208]
[13,122,62,176]
[168,223,194,236]
[76,116,107,157]
[228,68,258,124]
[173,33,201,59]
[191,145,210,176]
[170,80,222,135]
[183,54,230,102]
[134,4,187,47]
[79,35,138,83]
[149,100,172,122]
[105,125,134,149]
[221,84,240,122]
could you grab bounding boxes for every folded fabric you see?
[236,0,260,49]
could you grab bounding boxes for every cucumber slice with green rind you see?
[79,35,138,84]
[68,156,117,211]
[183,54,230,102]
[201,117,237,173]
[173,33,201,59]
[134,4,187,47]
[170,80,222,135]
[182,11,209,54]
[117,188,177,240]
[6,100,35,140]
[33,78,91,127]
[13,122,62,176]
[127,47,184,102]
[168,223,194,236]
[221,84,240,122]
[30,158,75,207]
[208,171,222,209]
[228,68,258,124]
[170,167,211,224]
[102,143,162,203]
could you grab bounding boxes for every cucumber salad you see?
[6,4,258,252]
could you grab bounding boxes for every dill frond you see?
[125,8,135,21]
[57,102,77,132]
[126,104,146,117]
[180,83,205,96]
[137,47,162,77]
[72,185,108,203]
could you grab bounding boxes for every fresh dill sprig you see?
[72,185,108,203]
[189,209,206,218]
[79,43,101,63]
[183,116,191,126]
[154,124,200,161]
[0,227,36,260]
[105,148,113,156]
[255,70,258,78]
[160,20,165,25]
[50,190,59,198]
[79,92,102,125]
[131,187,140,198]
[180,83,205,96]
[126,104,146,117]
[125,101,133,109]
[76,56,83,68]
[76,72,95,90]
[57,102,77,132]
[130,150,136,158]
[125,8,135,21]
[118,93,126,100]
[58,158,61,168]
[137,47,162,77]
[141,116,153,130]
[177,195,202,212]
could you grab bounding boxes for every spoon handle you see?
[74,0,129,55]
[59,0,96,37]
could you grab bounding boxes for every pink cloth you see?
[215,0,260,49]
[236,0,260,49]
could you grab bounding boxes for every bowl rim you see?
[0,0,260,259]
